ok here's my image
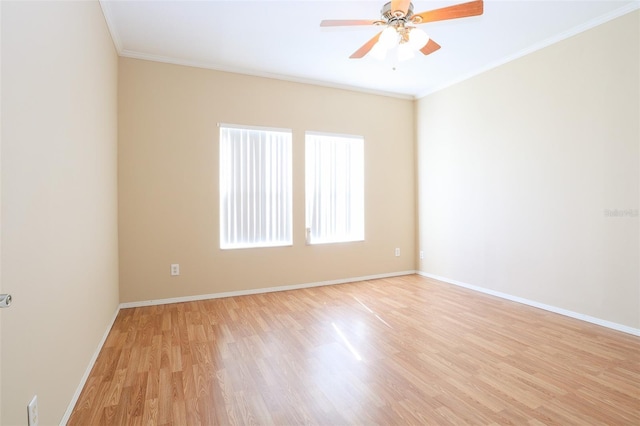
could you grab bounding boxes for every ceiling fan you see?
[321,0,484,60]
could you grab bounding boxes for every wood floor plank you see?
[68,275,640,425]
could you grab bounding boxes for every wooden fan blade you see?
[420,39,442,55]
[412,0,483,24]
[320,19,378,27]
[391,0,411,16]
[350,32,382,59]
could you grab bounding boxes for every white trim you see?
[119,271,417,309]
[305,131,364,141]
[59,306,121,426]
[218,123,292,134]
[98,0,123,53]
[416,2,640,99]
[417,271,640,337]
[118,50,414,101]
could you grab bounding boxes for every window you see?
[305,132,364,244]
[219,124,292,249]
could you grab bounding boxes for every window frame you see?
[305,131,365,246]
[219,123,293,250]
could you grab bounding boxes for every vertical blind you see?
[219,125,292,249]
[305,132,364,244]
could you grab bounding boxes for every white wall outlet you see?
[420,250,424,260]
[170,264,180,276]
[27,395,38,426]
[395,248,400,257]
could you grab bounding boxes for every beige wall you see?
[0,0,3,418]
[416,11,640,329]
[118,58,416,303]
[1,1,119,424]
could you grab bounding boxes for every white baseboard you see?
[417,271,640,337]
[120,270,418,309]
[60,306,121,426]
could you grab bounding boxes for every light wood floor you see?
[68,275,640,425]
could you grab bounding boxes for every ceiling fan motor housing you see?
[381,1,414,21]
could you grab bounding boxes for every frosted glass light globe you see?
[408,27,430,50]
[378,26,400,49]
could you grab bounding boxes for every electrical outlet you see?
[170,264,180,276]
[420,250,424,260]
[395,248,400,257]
[27,395,38,426]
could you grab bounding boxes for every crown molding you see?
[98,0,123,53]
[415,1,640,99]
[119,49,415,100]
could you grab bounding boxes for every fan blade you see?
[420,39,441,55]
[321,19,378,27]
[412,0,483,24]
[350,32,382,59]
[391,0,411,16]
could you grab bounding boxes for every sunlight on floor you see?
[332,322,363,361]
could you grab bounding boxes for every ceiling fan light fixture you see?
[322,0,483,60]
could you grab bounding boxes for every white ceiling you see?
[100,0,638,99]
